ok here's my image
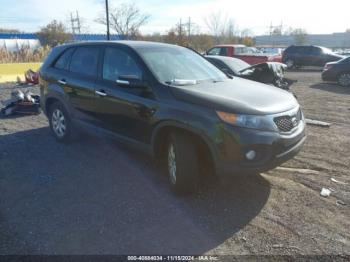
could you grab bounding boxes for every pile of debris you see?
[1,90,41,117]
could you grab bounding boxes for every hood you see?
[170,78,299,115]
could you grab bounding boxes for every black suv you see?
[40,41,306,194]
[282,45,343,69]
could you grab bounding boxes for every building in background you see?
[0,33,123,52]
[255,32,350,49]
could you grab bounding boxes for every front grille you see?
[274,109,301,132]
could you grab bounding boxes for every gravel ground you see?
[0,71,349,256]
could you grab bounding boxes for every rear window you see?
[285,46,297,54]
[69,47,99,77]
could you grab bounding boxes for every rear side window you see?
[70,47,99,77]
[311,47,322,55]
[102,47,142,81]
[54,48,74,70]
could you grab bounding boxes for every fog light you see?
[246,150,256,160]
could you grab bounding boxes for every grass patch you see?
[0,63,42,75]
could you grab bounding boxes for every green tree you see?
[37,20,72,47]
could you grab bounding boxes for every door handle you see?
[58,79,66,85]
[95,90,107,97]
[116,79,130,85]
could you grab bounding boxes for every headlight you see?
[216,111,276,131]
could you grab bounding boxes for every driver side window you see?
[103,47,142,82]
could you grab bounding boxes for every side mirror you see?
[117,75,146,88]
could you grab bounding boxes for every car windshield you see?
[223,57,250,72]
[137,45,227,85]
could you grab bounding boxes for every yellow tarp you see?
[0,63,42,83]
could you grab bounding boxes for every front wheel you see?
[285,59,295,69]
[338,73,350,87]
[166,132,199,194]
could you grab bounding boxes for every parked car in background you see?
[205,55,294,90]
[206,44,282,65]
[260,47,284,56]
[335,49,350,57]
[282,45,344,69]
[40,41,305,194]
[322,57,350,87]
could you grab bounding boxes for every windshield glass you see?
[137,45,227,85]
[223,57,250,72]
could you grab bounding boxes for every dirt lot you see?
[0,71,349,256]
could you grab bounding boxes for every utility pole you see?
[105,0,110,40]
[188,17,191,46]
[70,11,81,35]
[179,19,182,44]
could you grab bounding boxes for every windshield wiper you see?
[165,79,198,86]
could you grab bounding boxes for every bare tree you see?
[204,12,242,44]
[97,2,150,38]
[204,12,227,41]
[290,28,308,45]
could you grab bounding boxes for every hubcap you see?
[168,143,177,185]
[52,109,66,138]
[339,73,350,87]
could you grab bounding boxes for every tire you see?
[48,101,74,143]
[337,73,350,87]
[166,132,199,194]
[285,59,295,69]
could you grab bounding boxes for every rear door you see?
[63,46,101,123]
[93,45,157,144]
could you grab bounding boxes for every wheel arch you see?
[151,121,218,175]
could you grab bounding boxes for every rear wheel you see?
[285,59,295,69]
[338,73,350,87]
[49,102,74,143]
[166,132,199,194]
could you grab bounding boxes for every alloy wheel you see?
[338,73,350,87]
[286,59,294,69]
[168,143,177,185]
[52,109,66,138]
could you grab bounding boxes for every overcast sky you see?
[0,0,348,35]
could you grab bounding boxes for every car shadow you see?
[0,127,270,255]
[310,82,350,95]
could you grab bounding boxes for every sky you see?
[0,0,349,35]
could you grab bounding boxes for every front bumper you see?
[321,70,337,82]
[213,118,306,176]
